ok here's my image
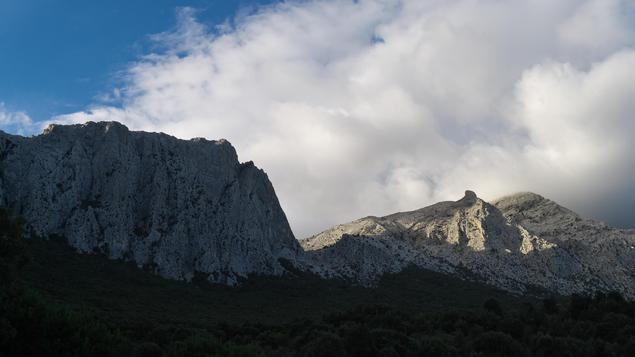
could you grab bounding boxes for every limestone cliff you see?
[303,191,635,298]
[0,121,303,285]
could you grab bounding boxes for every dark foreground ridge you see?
[1,211,634,356]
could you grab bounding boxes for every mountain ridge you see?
[0,121,303,285]
[302,191,635,298]
[1,121,633,299]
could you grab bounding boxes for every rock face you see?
[1,122,632,297]
[0,121,303,284]
[303,191,635,298]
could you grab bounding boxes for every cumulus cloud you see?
[53,0,635,237]
[0,103,36,135]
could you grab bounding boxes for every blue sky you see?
[0,0,276,122]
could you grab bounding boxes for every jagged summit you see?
[459,189,478,203]
[303,190,635,298]
[0,121,303,285]
[304,190,517,253]
[384,190,484,221]
[494,192,564,220]
[493,191,582,221]
[43,120,128,135]
[493,192,615,241]
[2,122,633,297]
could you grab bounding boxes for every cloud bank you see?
[0,103,35,136]
[53,0,635,237]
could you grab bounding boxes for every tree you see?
[0,208,27,286]
[484,298,503,316]
[542,297,559,315]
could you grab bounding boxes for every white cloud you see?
[53,0,635,237]
[0,103,36,135]
[558,0,635,59]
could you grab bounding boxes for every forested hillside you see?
[1,209,634,356]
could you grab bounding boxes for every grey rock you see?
[2,121,632,297]
[0,121,303,284]
[303,191,635,298]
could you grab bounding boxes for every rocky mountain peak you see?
[493,192,550,216]
[0,121,303,285]
[2,121,633,298]
[303,191,634,298]
[458,190,478,204]
[43,121,129,136]
[492,192,610,241]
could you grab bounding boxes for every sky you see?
[1,0,635,238]
[0,0,276,123]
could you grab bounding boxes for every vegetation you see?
[0,208,27,285]
[21,237,529,326]
[1,209,634,356]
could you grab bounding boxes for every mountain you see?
[302,191,635,298]
[1,121,632,299]
[0,121,303,285]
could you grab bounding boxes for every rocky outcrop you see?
[1,122,631,297]
[0,121,303,285]
[303,191,635,298]
[494,192,635,296]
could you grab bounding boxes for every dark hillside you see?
[2,210,633,356]
[22,237,530,326]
